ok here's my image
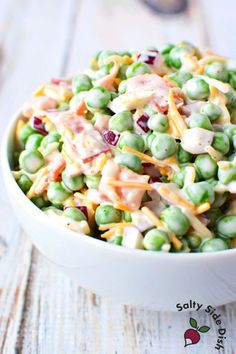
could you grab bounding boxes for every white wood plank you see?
[200,0,236,57]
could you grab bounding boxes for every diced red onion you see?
[136,114,150,133]
[137,50,159,65]
[149,176,162,183]
[103,130,120,146]
[32,116,47,135]
[142,162,153,168]
[64,206,88,220]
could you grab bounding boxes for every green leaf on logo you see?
[198,326,210,333]
[189,317,198,329]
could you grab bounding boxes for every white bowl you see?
[1,111,236,311]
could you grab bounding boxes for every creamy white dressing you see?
[181,127,214,154]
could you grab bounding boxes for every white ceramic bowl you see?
[1,111,236,311]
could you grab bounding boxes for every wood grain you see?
[0,0,236,353]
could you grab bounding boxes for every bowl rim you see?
[1,109,236,261]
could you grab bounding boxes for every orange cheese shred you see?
[107,180,152,190]
[159,186,195,211]
[195,203,211,215]
[99,222,134,231]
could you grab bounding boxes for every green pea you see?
[118,80,127,94]
[172,166,197,188]
[200,102,222,122]
[95,205,122,225]
[47,182,71,205]
[25,133,43,150]
[84,175,101,189]
[58,102,69,110]
[41,132,61,149]
[218,163,236,184]
[115,153,142,173]
[19,149,45,174]
[232,134,236,150]
[118,64,129,80]
[62,170,84,191]
[169,71,193,88]
[161,206,190,236]
[211,192,228,208]
[143,229,169,251]
[204,208,222,227]
[70,92,87,111]
[98,50,117,68]
[126,62,151,78]
[187,234,201,250]
[118,132,144,152]
[147,113,169,132]
[31,196,50,209]
[177,144,193,163]
[188,113,213,131]
[19,124,36,144]
[17,174,33,193]
[194,154,217,180]
[159,43,175,55]
[151,133,176,160]
[168,46,192,69]
[228,153,236,161]
[109,111,133,132]
[64,207,86,222]
[72,74,92,94]
[185,181,215,205]
[185,77,209,100]
[108,235,123,246]
[229,72,236,89]
[85,86,111,110]
[123,211,132,222]
[223,124,236,139]
[216,215,236,238]
[145,132,156,150]
[205,62,229,82]
[212,132,230,154]
[201,238,229,252]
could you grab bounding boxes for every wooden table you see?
[0,0,235,352]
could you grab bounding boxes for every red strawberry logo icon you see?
[184,318,210,347]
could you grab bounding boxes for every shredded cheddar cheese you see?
[168,88,188,137]
[107,180,152,190]
[159,186,195,211]
[99,222,134,231]
[195,203,211,215]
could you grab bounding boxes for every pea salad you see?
[13,42,236,253]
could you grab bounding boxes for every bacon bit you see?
[195,203,211,215]
[141,207,162,228]
[76,100,87,116]
[51,78,71,85]
[159,186,195,211]
[113,203,134,212]
[49,158,66,181]
[99,222,134,231]
[107,180,152,190]
[83,150,110,164]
